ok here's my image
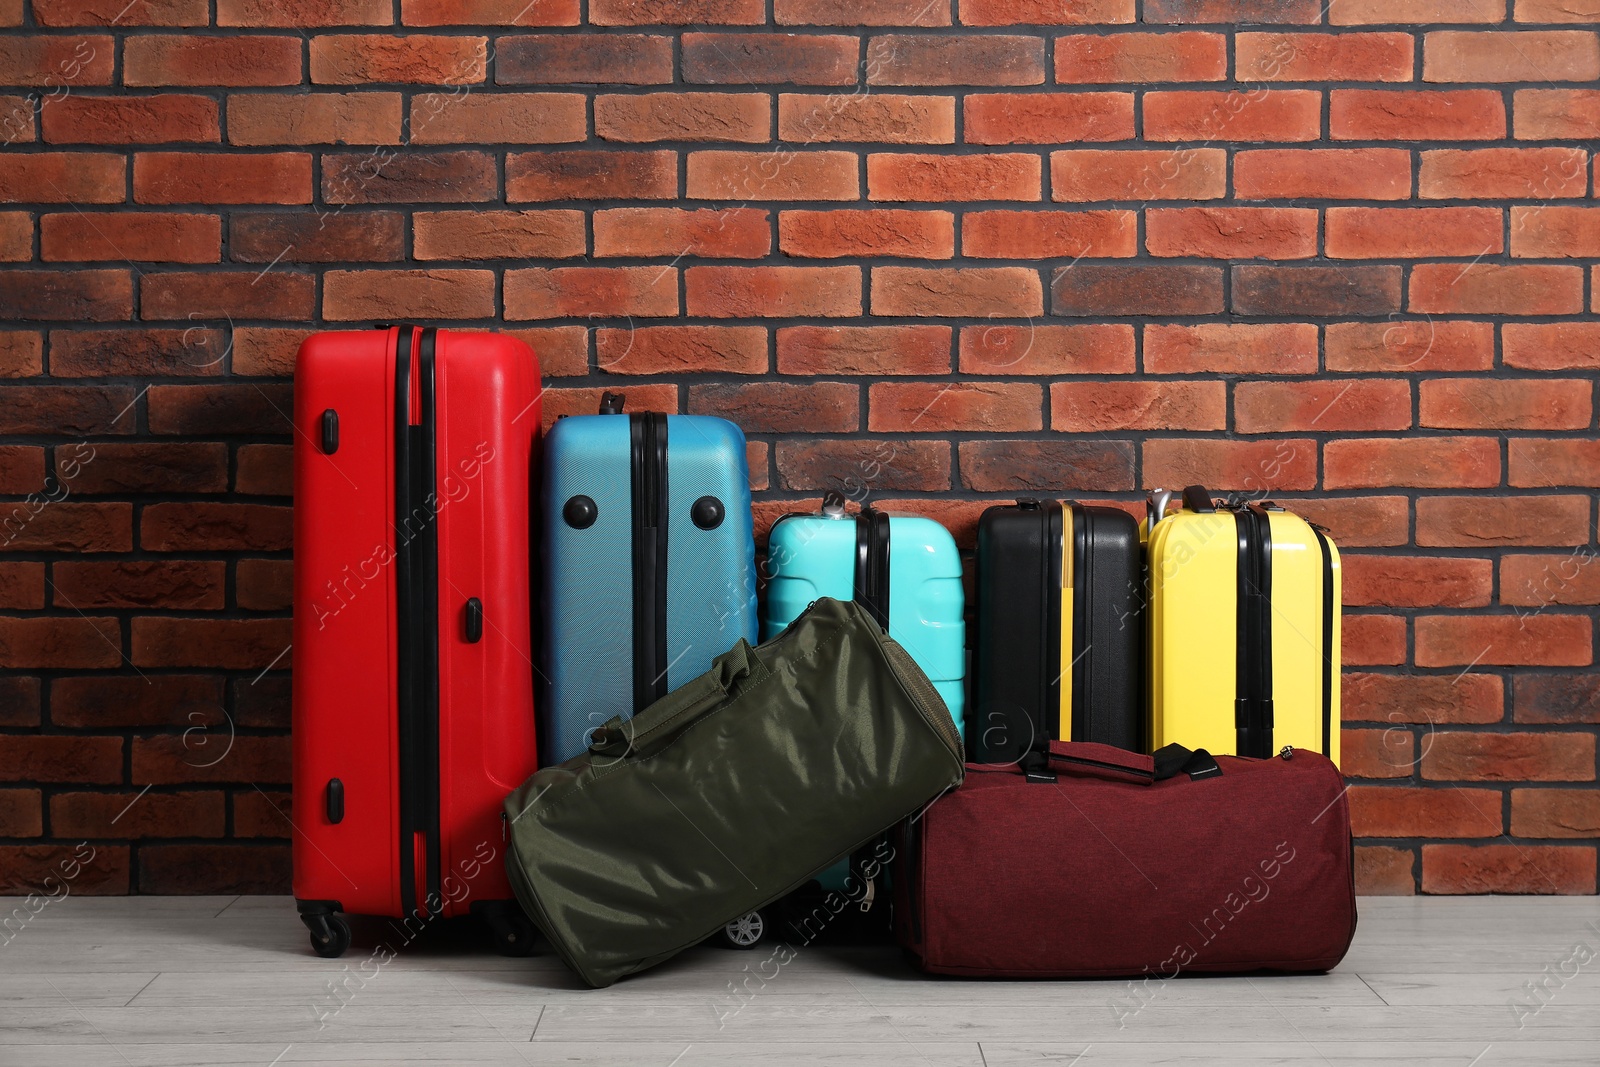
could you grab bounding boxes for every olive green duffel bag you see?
[503,596,965,987]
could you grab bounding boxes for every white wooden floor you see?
[2,896,1599,1066]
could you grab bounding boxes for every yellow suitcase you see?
[1146,486,1341,767]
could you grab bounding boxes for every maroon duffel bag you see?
[895,741,1356,978]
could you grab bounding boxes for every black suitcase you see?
[971,499,1145,763]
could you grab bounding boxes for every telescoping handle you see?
[588,638,764,759]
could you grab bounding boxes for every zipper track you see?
[630,413,669,710]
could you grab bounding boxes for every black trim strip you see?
[630,412,670,710]
[1233,506,1275,759]
[393,325,417,918]
[853,506,891,631]
[1312,525,1335,760]
[416,327,441,914]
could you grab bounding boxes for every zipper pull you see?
[1279,746,1293,761]
[859,878,876,913]
[501,811,509,841]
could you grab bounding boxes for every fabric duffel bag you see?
[895,741,1356,979]
[505,596,966,988]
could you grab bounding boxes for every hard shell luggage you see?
[895,740,1356,979]
[1146,486,1342,764]
[540,392,758,765]
[292,326,542,958]
[971,500,1144,765]
[763,491,966,737]
[505,597,966,988]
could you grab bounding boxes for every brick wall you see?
[1,0,1597,896]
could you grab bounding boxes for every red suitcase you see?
[292,325,541,957]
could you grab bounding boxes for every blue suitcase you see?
[541,392,758,764]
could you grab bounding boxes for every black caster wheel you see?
[478,901,538,957]
[719,910,767,950]
[302,912,351,958]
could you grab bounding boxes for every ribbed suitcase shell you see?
[1147,493,1342,766]
[292,327,540,925]
[972,501,1144,763]
[541,404,757,764]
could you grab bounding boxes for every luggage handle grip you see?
[588,638,762,759]
[1181,485,1216,514]
[1039,741,1220,785]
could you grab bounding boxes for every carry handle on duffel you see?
[1025,740,1221,785]
[587,638,766,759]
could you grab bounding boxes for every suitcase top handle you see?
[1181,485,1216,513]
[599,392,625,415]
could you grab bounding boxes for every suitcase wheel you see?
[718,910,767,950]
[478,901,539,958]
[302,912,351,959]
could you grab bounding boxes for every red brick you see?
[591,0,760,22]
[1143,438,1317,492]
[1344,671,1505,725]
[0,562,44,610]
[866,34,1045,87]
[406,0,578,20]
[132,734,291,785]
[141,271,313,321]
[506,150,676,202]
[1326,320,1495,373]
[542,384,679,428]
[778,0,949,21]
[233,789,292,837]
[411,92,585,144]
[322,269,494,320]
[0,383,140,433]
[871,153,1041,203]
[594,207,768,259]
[231,328,308,377]
[1512,206,1600,258]
[960,0,1133,22]
[325,149,496,204]
[138,844,290,894]
[0,151,124,203]
[227,91,402,146]
[34,0,206,23]
[1426,732,1595,783]
[1511,790,1600,839]
[124,34,301,87]
[775,439,951,493]
[230,211,405,264]
[780,210,953,259]
[1426,30,1599,83]
[1054,264,1223,316]
[1503,553,1600,608]
[1514,435,1599,499]
[51,676,219,730]
[309,34,487,85]
[868,382,1042,433]
[42,94,218,144]
[50,328,228,377]
[0,734,122,781]
[1344,554,1493,610]
[218,0,388,24]
[0,270,132,321]
[1349,786,1503,839]
[0,789,41,837]
[1330,89,1505,141]
[1421,378,1591,431]
[683,32,855,84]
[1517,673,1600,725]
[131,617,292,669]
[689,150,858,201]
[0,35,113,85]
[964,440,1137,494]
[0,618,122,670]
[1332,0,1504,22]
[58,442,228,494]
[1423,845,1596,895]
[1419,495,1591,548]
[689,381,857,433]
[1342,728,1415,780]
[964,92,1132,145]
[1234,148,1411,200]
[687,265,861,318]
[1052,380,1225,432]
[52,790,223,840]
[1145,323,1318,375]
[872,266,1042,317]
[1146,206,1316,259]
[140,502,290,552]
[1420,147,1588,200]
[0,446,43,494]
[597,92,767,144]
[495,34,674,85]
[1056,32,1224,84]
[0,332,42,377]
[1143,89,1321,143]
[1325,437,1500,490]
[1327,207,1502,260]
[506,266,679,319]
[1347,615,1406,667]
[1238,31,1414,81]
[412,209,583,261]
[0,97,33,147]
[1515,88,1600,139]
[0,844,130,895]
[595,325,766,376]
[148,383,292,435]
[41,212,219,264]
[1411,263,1583,316]
[777,325,952,376]
[1518,0,1600,19]
[135,152,311,205]
[0,503,132,552]
[1355,846,1416,896]
[1235,265,1401,317]
[781,93,954,145]
[0,211,26,260]
[963,210,1135,260]
[1235,379,1412,433]
[1051,148,1227,202]
[1145,0,1320,20]
[0,676,40,727]
[235,444,292,496]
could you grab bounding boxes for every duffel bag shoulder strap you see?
[588,638,763,759]
[1025,741,1221,785]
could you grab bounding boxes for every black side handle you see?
[465,598,483,643]
[599,392,625,415]
[320,409,339,454]
[1181,485,1216,513]
[325,779,344,824]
